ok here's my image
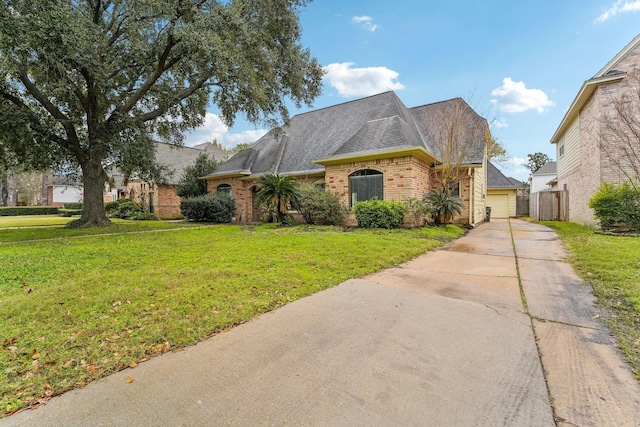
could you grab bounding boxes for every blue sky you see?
[184,0,640,181]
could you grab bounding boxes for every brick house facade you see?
[204,92,490,227]
[551,34,640,225]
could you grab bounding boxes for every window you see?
[449,180,460,197]
[349,169,383,206]
[217,184,232,196]
[559,144,565,157]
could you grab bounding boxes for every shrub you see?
[296,185,348,226]
[423,190,465,225]
[180,193,236,223]
[404,197,428,227]
[106,199,146,219]
[0,206,60,216]
[354,199,407,229]
[63,202,83,210]
[589,182,640,229]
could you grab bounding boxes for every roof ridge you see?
[292,91,396,118]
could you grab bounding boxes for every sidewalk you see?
[3,219,639,426]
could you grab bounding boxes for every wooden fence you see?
[529,190,569,221]
[516,196,529,216]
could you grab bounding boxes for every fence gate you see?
[516,196,529,216]
[529,191,569,221]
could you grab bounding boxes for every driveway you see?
[3,219,639,426]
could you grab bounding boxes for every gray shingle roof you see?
[208,91,488,178]
[533,161,557,175]
[487,162,521,189]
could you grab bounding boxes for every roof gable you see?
[532,161,557,176]
[551,34,640,143]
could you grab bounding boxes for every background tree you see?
[15,171,43,206]
[525,152,551,175]
[0,0,323,227]
[419,98,492,192]
[256,173,300,224]
[599,69,640,190]
[176,153,219,199]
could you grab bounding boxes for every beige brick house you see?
[121,142,227,218]
[550,34,640,225]
[204,91,490,226]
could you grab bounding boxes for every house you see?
[204,91,491,226]
[44,175,83,206]
[550,34,640,225]
[530,162,557,194]
[486,162,521,218]
[123,142,227,218]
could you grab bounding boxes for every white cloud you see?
[490,78,554,114]
[183,112,267,149]
[352,15,378,32]
[506,156,527,167]
[491,118,508,129]
[595,0,640,23]
[323,62,405,98]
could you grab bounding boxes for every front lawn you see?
[0,223,463,416]
[543,221,640,378]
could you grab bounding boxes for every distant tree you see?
[487,136,508,163]
[15,171,43,206]
[229,143,253,154]
[256,173,300,224]
[176,154,219,199]
[0,169,8,206]
[526,152,551,175]
[598,69,640,190]
[0,1,322,227]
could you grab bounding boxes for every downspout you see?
[468,167,474,226]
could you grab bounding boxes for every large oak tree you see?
[0,0,323,226]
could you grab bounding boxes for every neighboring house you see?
[123,142,227,218]
[486,162,521,218]
[550,34,640,225]
[44,174,83,206]
[530,162,557,194]
[204,91,490,226]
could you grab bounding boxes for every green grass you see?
[0,215,76,228]
[0,223,463,415]
[542,221,640,378]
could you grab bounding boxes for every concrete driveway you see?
[3,219,639,426]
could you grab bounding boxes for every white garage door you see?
[486,193,509,218]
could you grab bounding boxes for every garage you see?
[486,193,510,218]
[486,162,521,219]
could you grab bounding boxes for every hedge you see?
[0,206,60,216]
[180,193,235,223]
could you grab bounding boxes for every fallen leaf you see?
[129,361,137,368]
[32,350,41,360]
[86,365,98,373]
[62,359,75,368]
[126,376,134,384]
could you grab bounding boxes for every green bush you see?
[423,189,465,225]
[296,186,348,226]
[58,208,82,217]
[180,193,236,223]
[354,199,407,229]
[63,202,83,210]
[0,206,60,216]
[589,182,640,229]
[106,199,146,219]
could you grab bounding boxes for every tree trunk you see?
[77,160,111,227]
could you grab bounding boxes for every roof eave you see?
[550,73,625,144]
[313,147,437,166]
[202,170,252,180]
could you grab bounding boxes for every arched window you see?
[349,169,383,207]
[217,184,232,196]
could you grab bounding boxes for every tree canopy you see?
[175,153,219,198]
[525,152,551,175]
[0,0,323,226]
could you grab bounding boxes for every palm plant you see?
[256,173,301,224]
[423,189,465,225]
